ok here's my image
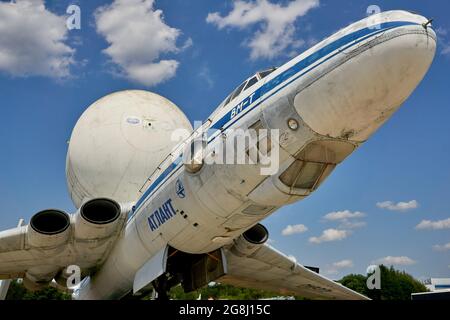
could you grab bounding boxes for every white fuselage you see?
[79,11,436,299]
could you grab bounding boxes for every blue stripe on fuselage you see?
[209,21,416,134]
[129,21,418,218]
[133,155,182,214]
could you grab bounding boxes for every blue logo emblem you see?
[175,179,185,198]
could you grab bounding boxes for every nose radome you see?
[294,24,437,142]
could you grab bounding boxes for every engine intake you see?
[28,209,70,248]
[80,198,121,225]
[74,198,123,240]
[231,223,269,257]
[242,223,269,244]
[30,210,70,235]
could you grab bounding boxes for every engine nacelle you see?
[66,90,193,208]
[27,209,71,248]
[74,198,124,240]
[230,223,269,257]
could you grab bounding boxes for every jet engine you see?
[27,209,71,248]
[21,198,130,291]
[74,198,124,240]
[23,209,71,291]
[66,90,193,208]
[230,223,269,257]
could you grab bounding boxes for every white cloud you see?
[415,218,450,230]
[372,256,416,266]
[181,37,194,51]
[325,259,353,275]
[376,200,418,211]
[282,224,308,236]
[323,210,365,221]
[339,220,367,229]
[95,0,186,86]
[437,27,448,37]
[443,45,450,56]
[323,210,366,229]
[206,0,319,60]
[332,259,354,269]
[432,243,450,251]
[198,65,214,89]
[309,229,348,244]
[0,0,75,78]
[324,269,338,275]
[436,27,450,56]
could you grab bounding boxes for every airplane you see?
[0,10,436,300]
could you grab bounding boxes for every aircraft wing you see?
[0,225,80,280]
[0,199,128,292]
[0,226,124,282]
[0,226,36,280]
[218,244,369,300]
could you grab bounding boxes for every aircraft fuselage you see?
[79,10,436,299]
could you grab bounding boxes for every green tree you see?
[167,283,296,300]
[338,265,428,300]
[339,274,368,295]
[5,280,72,300]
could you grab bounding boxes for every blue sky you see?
[0,0,449,281]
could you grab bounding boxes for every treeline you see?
[166,283,300,300]
[338,264,428,300]
[5,280,71,300]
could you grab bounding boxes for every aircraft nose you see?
[294,24,437,142]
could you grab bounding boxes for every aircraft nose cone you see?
[294,24,437,142]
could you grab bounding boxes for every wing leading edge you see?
[218,244,369,300]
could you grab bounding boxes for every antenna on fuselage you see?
[422,19,433,29]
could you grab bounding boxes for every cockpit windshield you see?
[258,68,276,79]
[221,67,277,108]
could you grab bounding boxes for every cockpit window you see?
[220,67,277,109]
[244,76,258,91]
[224,94,232,106]
[258,68,276,79]
[230,81,247,101]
